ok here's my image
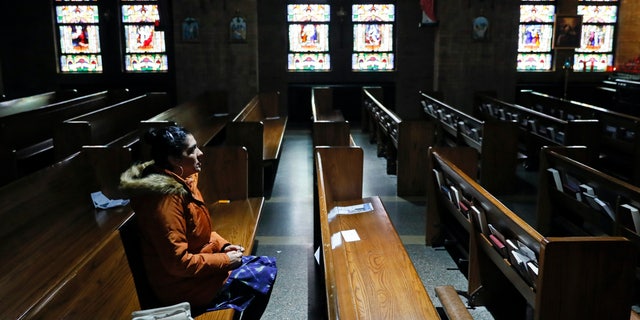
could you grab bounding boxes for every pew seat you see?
[315,146,441,319]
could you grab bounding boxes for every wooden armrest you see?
[435,285,473,320]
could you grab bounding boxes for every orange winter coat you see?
[119,161,233,308]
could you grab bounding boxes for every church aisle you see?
[253,125,493,320]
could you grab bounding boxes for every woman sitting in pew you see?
[119,126,276,319]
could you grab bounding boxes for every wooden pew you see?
[53,92,171,160]
[0,89,85,117]
[18,146,263,320]
[0,89,134,185]
[518,89,640,185]
[474,92,601,169]
[421,91,519,195]
[536,146,640,313]
[226,92,287,197]
[314,146,442,319]
[362,87,434,196]
[426,146,636,319]
[311,87,354,147]
[0,149,134,320]
[140,90,230,157]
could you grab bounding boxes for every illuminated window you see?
[287,4,331,71]
[517,1,556,71]
[352,4,395,72]
[54,0,103,73]
[574,0,618,72]
[121,0,168,72]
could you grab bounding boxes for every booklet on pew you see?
[330,203,373,215]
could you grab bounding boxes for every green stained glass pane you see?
[573,53,613,71]
[577,5,617,23]
[287,53,331,71]
[121,5,160,23]
[56,5,99,23]
[520,5,555,23]
[60,54,102,72]
[287,5,330,22]
[517,53,553,71]
[352,5,395,22]
[124,54,168,72]
[352,53,394,71]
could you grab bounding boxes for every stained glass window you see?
[287,4,330,71]
[54,0,103,73]
[352,4,395,71]
[517,2,555,71]
[121,1,168,72]
[574,1,618,72]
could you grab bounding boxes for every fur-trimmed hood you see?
[119,161,189,197]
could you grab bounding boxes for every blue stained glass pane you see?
[289,24,329,52]
[518,24,553,52]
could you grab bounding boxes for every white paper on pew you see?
[341,229,361,242]
[331,232,342,249]
[330,202,373,216]
[90,191,130,209]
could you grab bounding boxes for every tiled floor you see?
[252,125,536,319]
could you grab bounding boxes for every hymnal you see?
[579,184,595,196]
[594,198,615,220]
[527,261,539,285]
[471,206,490,235]
[489,234,507,257]
[488,224,507,245]
[517,240,537,262]
[546,168,563,192]
[450,186,461,210]
[432,169,444,189]
[621,204,640,234]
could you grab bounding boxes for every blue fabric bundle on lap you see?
[207,255,277,312]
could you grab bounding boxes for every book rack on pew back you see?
[311,87,354,148]
[474,92,601,169]
[140,90,230,155]
[537,146,640,311]
[518,89,640,185]
[53,92,171,161]
[362,87,435,196]
[420,91,519,195]
[315,146,442,319]
[225,92,287,197]
[5,145,263,320]
[426,146,636,320]
[0,89,135,186]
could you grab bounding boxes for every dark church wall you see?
[0,2,176,100]
[256,1,436,122]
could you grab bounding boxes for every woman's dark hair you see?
[144,126,191,169]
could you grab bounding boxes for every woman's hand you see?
[223,244,245,253]
[226,250,243,268]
